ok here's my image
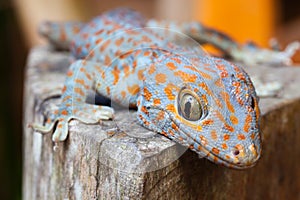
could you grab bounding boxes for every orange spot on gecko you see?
[74,88,84,96]
[156,110,165,121]
[121,91,126,99]
[197,145,203,151]
[106,87,110,96]
[169,130,175,136]
[104,55,111,65]
[152,51,158,58]
[100,40,111,52]
[85,72,92,80]
[202,119,214,126]
[61,110,68,115]
[112,66,120,85]
[127,84,139,95]
[67,70,73,77]
[243,114,252,133]
[174,70,197,83]
[198,82,213,96]
[153,98,161,106]
[161,131,168,137]
[164,83,177,100]
[171,123,179,131]
[144,51,150,56]
[220,71,228,78]
[95,38,103,45]
[212,147,220,155]
[143,87,152,101]
[166,62,177,70]
[199,135,208,146]
[213,156,219,162]
[76,98,81,102]
[166,104,176,113]
[72,26,80,34]
[141,35,152,42]
[139,115,150,126]
[134,69,144,81]
[223,134,230,141]
[171,57,182,64]
[221,91,235,113]
[201,94,208,105]
[210,130,217,141]
[123,64,130,77]
[148,64,156,75]
[198,71,212,80]
[141,106,149,115]
[215,110,225,123]
[155,73,167,84]
[214,78,223,88]
[224,124,234,132]
[79,67,86,72]
[225,155,231,160]
[230,115,239,125]
[132,60,137,68]
[95,66,106,80]
[222,143,228,150]
[62,86,67,93]
[75,79,85,85]
[237,134,246,140]
[76,46,82,55]
[85,43,91,50]
[46,118,52,124]
[94,29,104,35]
[115,37,124,46]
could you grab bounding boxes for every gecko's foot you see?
[30,104,114,144]
[233,41,300,66]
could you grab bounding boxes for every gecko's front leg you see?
[30,60,114,145]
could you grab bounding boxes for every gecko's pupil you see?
[184,101,191,118]
[250,96,255,110]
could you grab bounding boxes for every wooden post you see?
[23,46,300,199]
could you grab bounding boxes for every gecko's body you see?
[32,8,263,169]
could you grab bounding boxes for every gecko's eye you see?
[178,90,202,121]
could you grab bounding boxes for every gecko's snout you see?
[228,142,261,168]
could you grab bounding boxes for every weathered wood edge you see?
[23,46,300,200]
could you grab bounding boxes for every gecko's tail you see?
[39,21,84,50]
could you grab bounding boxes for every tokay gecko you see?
[30,8,298,169]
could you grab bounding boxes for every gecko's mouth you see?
[169,119,261,169]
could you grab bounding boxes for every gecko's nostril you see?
[233,149,240,156]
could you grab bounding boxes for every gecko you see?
[30,8,266,169]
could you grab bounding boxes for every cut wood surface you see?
[23,46,300,200]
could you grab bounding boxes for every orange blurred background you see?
[13,0,300,48]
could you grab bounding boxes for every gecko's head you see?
[137,55,261,169]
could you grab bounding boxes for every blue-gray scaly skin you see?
[33,8,261,169]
